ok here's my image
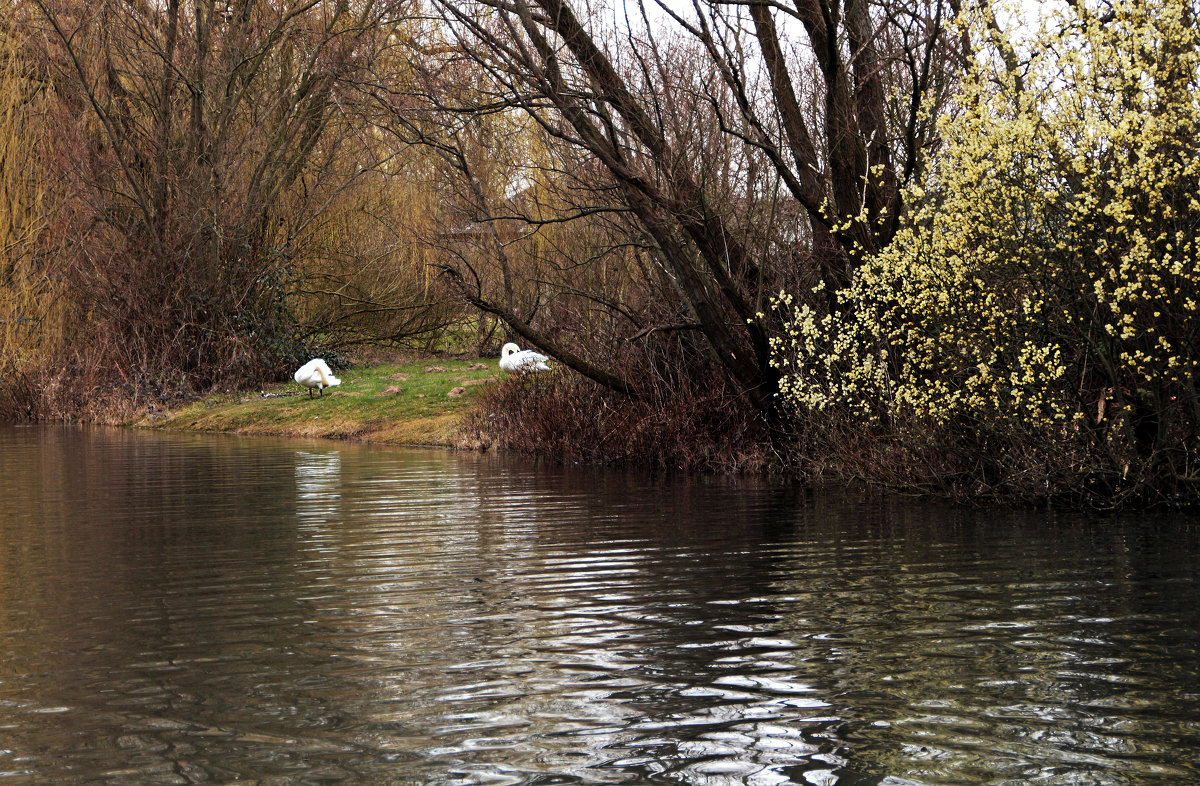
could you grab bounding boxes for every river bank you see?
[135,357,498,447]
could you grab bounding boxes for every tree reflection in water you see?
[0,425,1196,784]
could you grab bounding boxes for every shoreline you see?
[133,357,497,449]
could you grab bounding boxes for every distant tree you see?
[773,0,1200,503]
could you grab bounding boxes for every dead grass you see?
[136,358,499,447]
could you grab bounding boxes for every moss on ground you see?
[138,357,498,447]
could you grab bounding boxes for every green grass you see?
[139,357,499,446]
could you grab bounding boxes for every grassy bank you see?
[137,357,498,446]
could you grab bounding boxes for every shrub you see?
[463,356,770,474]
[772,0,1200,506]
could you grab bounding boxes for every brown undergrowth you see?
[783,405,1198,510]
[461,371,771,474]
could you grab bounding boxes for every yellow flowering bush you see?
[772,0,1200,501]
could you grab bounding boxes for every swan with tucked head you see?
[294,358,341,397]
[499,342,550,373]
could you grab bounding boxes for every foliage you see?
[772,0,1200,504]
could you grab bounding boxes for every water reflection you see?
[0,425,1197,784]
[295,450,343,518]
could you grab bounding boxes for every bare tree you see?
[419,0,962,433]
[27,0,413,390]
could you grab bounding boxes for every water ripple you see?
[0,427,1197,784]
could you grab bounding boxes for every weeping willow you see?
[0,12,61,414]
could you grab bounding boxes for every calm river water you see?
[1,425,1198,785]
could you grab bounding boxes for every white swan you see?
[294,358,341,397]
[499,342,550,373]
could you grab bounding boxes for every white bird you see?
[294,358,341,397]
[499,342,551,373]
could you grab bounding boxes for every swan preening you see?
[499,342,550,373]
[294,358,341,397]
